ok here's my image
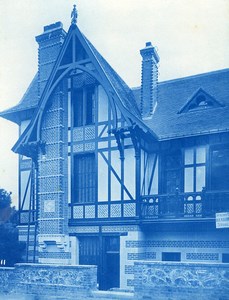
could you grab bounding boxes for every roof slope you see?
[133,69,229,140]
[0,27,141,124]
[84,37,141,117]
[0,74,38,124]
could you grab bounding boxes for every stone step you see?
[92,290,134,300]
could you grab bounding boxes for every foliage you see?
[0,188,25,266]
[0,188,12,209]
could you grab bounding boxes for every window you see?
[211,146,229,190]
[222,253,229,263]
[73,86,95,127]
[73,153,96,203]
[184,147,206,192]
[162,252,181,262]
[163,150,182,193]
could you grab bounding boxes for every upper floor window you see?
[73,153,96,203]
[73,86,95,127]
[163,150,182,193]
[211,145,229,191]
[184,147,206,192]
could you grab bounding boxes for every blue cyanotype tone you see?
[0,3,228,300]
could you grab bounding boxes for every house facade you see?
[0,8,229,290]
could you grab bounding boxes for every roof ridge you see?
[131,68,229,90]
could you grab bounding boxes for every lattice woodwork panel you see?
[73,206,84,219]
[85,126,95,140]
[123,203,136,217]
[72,73,96,89]
[98,205,108,218]
[110,204,122,218]
[73,144,84,153]
[73,127,84,141]
[196,203,202,214]
[85,205,95,218]
[85,142,95,151]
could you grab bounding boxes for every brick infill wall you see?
[0,263,97,298]
[134,261,229,300]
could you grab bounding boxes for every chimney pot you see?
[140,41,160,119]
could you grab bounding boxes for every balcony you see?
[140,190,229,220]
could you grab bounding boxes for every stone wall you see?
[134,261,229,300]
[0,263,97,298]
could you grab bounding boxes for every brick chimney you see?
[140,42,159,119]
[36,22,66,97]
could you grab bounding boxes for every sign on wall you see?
[216,212,229,229]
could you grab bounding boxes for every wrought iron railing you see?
[140,190,229,219]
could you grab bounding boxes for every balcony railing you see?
[140,190,229,219]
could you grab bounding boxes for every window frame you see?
[72,84,96,128]
[183,146,206,193]
[72,152,97,204]
[210,143,229,191]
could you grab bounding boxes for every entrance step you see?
[92,290,134,299]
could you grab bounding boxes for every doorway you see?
[78,235,120,290]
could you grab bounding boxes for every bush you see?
[0,188,25,266]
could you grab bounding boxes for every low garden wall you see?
[134,261,229,300]
[0,263,97,298]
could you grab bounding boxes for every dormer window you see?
[178,88,223,113]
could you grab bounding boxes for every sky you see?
[0,0,228,206]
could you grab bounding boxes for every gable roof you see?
[133,68,229,140]
[178,87,224,113]
[9,23,152,156]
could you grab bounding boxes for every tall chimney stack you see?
[140,42,159,119]
[36,22,66,97]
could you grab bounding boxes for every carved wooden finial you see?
[71,4,78,25]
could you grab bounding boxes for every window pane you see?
[185,148,194,165]
[86,87,95,125]
[73,89,83,127]
[196,166,205,191]
[196,147,206,163]
[211,148,229,190]
[185,167,194,192]
[73,154,96,203]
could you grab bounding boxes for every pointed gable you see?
[178,88,224,113]
[12,20,152,156]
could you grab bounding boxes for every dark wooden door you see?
[101,236,120,290]
[78,235,120,290]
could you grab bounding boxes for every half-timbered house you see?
[0,7,229,290]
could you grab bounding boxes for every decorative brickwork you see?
[127,279,135,287]
[125,265,135,275]
[102,225,140,232]
[186,253,219,261]
[126,240,229,248]
[68,226,100,233]
[128,252,156,260]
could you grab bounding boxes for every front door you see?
[78,235,120,290]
